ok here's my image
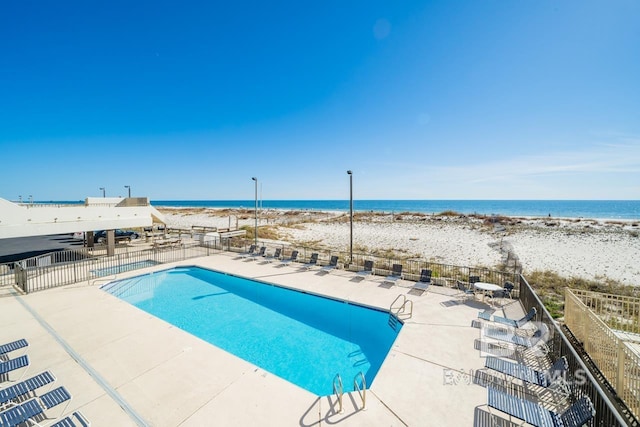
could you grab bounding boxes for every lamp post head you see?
[347,170,352,175]
[252,177,257,181]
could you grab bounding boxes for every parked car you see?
[71,232,86,240]
[94,229,140,244]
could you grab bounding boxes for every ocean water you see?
[153,199,640,220]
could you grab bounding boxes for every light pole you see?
[251,177,258,246]
[124,185,131,198]
[347,170,353,264]
[99,187,105,197]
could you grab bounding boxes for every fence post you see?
[617,339,626,394]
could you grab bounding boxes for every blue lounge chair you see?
[487,386,595,427]
[0,386,71,427]
[485,356,568,388]
[51,411,91,427]
[0,371,56,406]
[492,307,537,328]
[0,340,28,357]
[320,256,339,272]
[279,250,298,266]
[384,264,403,284]
[357,260,374,278]
[0,355,29,382]
[302,253,319,269]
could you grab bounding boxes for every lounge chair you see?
[487,386,595,427]
[239,244,257,258]
[484,322,549,349]
[265,248,282,263]
[485,356,569,388]
[411,269,432,293]
[457,281,475,300]
[357,260,374,278]
[0,386,71,427]
[492,307,537,328]
[302,253,319,269]
[249,246,266,260]
[51,411,91,427]
[0,371,56,406]
[279,250,299,266]
[320,256,339,272]
[0,339,28,357]
[0,355,29,382]
[384,264,403,284]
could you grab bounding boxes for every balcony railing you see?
[565,288,640,422]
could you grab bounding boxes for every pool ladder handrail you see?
[390,294,413,320]
[89,274,118,287]
[353,371,366,410]
[333,373,343,413]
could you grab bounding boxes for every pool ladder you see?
[332,371,366,413]
[389,294,413,330]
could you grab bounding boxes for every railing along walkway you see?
[565,288,640,422]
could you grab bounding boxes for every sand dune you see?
[159,208,640,285]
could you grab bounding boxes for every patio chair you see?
[0,355,29,382]
[485,356,569,388]
[0,371,56,406]
[356,260,374,278]
[279,250,299,266]
[418,269,432,285]
[484,322,549,349]
[239,244,257,258]
[456,281,475,300]
[320,256,339,272]
[0,386,71,427]
[302,253,319,269]
[501,281,515,298]
[487,386,595,427]
[50,411,90,427]
[410,269,432,294]
[383,264,403,284]
[249,246,266,260]
[492,307,537,328]
[0,339,28,357]
[265,248,282,263]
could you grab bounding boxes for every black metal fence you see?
[226,239,521,291]
[519,275,637,426]
[10,242,219,293]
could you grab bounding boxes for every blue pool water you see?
[101,266,401,396]
[91,260,159,277]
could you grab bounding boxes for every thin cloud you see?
[447,144,640,185]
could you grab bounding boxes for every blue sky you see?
[1,1,639,201]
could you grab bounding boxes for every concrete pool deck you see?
[0,252,528,426]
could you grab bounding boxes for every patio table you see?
[474,282,503,303]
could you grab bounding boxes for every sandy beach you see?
[159,207,640,286]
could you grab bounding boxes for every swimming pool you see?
[90,260,159,277]
[101,266,402,396]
